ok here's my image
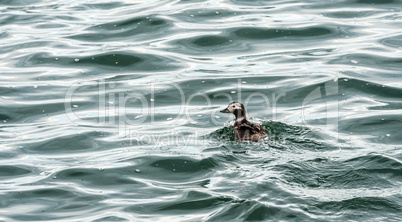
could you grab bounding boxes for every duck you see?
[220,102,268,141]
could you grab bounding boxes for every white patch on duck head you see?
[227,102,243,113]
[226,102,246,122]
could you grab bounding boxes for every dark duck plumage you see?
[220,102,268,141]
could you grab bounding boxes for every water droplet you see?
[351,60,357,64]
[241,81,247,84]
[215,11,219,14]
[344,78,349,82]
[135,169,141,173]
[231,91,236,94]
[40,171,51,176]
[134,115,143,120]
[74,58,79,62]
[172,169,176,171]
[190,14,194,17]
[197,114,202,117]
[167,118,173,121]
[33,85,38,88]
[73,105,78,108]
[201,81,206,84]
[55,58,58,61]
[215,116,220,119]
[150,98,154,102]
[3,120,6,123]
[386,134,390,137]
[98,168,104,171]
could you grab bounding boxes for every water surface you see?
[0,0,401,221]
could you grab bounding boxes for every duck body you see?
[233,118,267,141]
[220,102,268,141]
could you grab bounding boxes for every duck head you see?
[220,102,246,120]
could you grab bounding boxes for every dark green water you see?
[1,0,401,221]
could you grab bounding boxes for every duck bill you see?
[220,108,230,113]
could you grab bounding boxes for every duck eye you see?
[232,105,235,108]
